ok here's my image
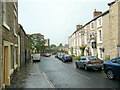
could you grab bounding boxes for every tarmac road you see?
[38,55,120,88]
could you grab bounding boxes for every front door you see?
[3,46,9,85]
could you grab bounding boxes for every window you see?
[3,2,10,30]
[97,17,102,27]
[97,30,102,43]
[14,48,17,66]
[112,58,120,64]
[3,2,7,23]
[81,57,86,60]
[99,30,102,41]
[14,16,17,36]
[98,19,102,26]
[91,22,94,29]
[100,50,103,58]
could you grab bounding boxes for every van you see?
[32,53,41,62]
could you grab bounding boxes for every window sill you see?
[97,41,103,44]
[14,64,18,70]
[2,22,10,30]
[10,69,14,75]
[97,26,102,29]
[14,33,18,37]
[91,28,94,30]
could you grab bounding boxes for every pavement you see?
[6,60,55,88]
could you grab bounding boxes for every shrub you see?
[103,57,110,61]
[73,56,81,60]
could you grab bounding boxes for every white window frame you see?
[2,2,10,30]
[14,2,18,11]
[97,29,103,43]
[97,17,102,28]
[84,28,87,44]
[14,16,17,36]
[97,47,103,59]
[79,36,82,46]
[90,22,94,30]
[14,47,17,68]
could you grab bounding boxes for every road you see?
[38,55,120,88]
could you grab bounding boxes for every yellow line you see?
[42,72,55,88]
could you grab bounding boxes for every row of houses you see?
[0,1,30,89]
[68,0,120,60]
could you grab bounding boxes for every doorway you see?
[3,46,10,86]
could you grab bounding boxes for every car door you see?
[112,58,120,78]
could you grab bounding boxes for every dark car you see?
[103,57,120,80]
[62,54,72,62]
[75,56,103,71]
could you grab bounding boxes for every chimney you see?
[93,9,102,18]
[76,25,82,30]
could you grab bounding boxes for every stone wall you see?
[102,13,110,59]
[109,1,119,58]
[0,1,2,89]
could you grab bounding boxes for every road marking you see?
[63,63,90,80]
[72,70,90,80]
[42,72,55,88]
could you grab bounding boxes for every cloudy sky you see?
[18,0,113,46]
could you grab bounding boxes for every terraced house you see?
[68,0,120,60]
[0,1,30,89]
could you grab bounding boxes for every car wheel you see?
[106,70,115,80]
[75,63,79,68]
[84,65,88,71]
[98,67,102,71]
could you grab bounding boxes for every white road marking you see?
[71,70,90,80]
[42,72,55,88]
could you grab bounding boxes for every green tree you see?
[59,43,63,47]
[28,33,46,54]
[50,44,56,48]
[79,46,86,56]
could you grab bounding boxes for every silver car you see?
[32,53,41,62]
[75,56,103,71]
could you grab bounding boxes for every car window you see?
[81,57,86,60]
[116,58,120,64]
[111,59,116,63]
[88,57,99,60]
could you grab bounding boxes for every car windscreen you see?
[88,57,100,60]
[64,55,71,57]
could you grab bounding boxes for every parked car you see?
[32,53,41,62]
[58,53,64,60]
[75,56,103,71]
[43,53,51,57]
[55,53,59,58]
[103,57,120,80]
[62,54,72,62]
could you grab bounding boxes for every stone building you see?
[0,1,30,89]
[18,24,30,66]
[68,0,120,60]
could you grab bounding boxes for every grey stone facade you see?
[0,2,30,89]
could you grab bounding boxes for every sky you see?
[18,0,114,46]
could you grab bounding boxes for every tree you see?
[28,33,46,54]
[79,46,86,56]
[50,44,56,48]
[59,43,63,47]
